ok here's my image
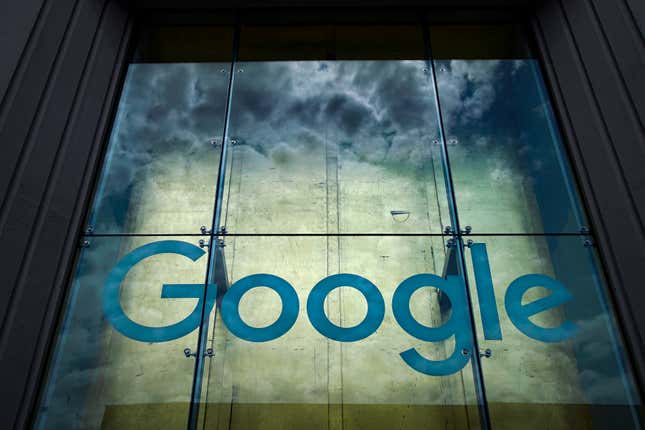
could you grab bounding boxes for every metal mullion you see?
[187,20,240,430]
[420,20,493,430]
[81,232,592,238]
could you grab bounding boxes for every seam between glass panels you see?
[186,21,240,430]
[422,21,493,430]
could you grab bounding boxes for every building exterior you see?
[0,1,644,429]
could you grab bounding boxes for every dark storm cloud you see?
[323,92,372,135]
[108,59,516,185]
[223,60,445,171]
[95,58,515,227]
[90,63,231,231]
[222,59,514,170]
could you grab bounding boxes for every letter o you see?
[221,274,299,342]
[307,274,384,342]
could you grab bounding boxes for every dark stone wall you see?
[533,0,645,393]
[0,1,132,428]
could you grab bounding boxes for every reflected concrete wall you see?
[92,134,589,430]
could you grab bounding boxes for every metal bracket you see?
[446,238,457,248]
[465,239,474,248]
[461,225,472,234]
[461,348,492,358]
[200,226,211,235]
[579,226,594,247]
[216,226,227,235]
[198,239,209,248]
[479,348,492,358]
[443,226,454,235]
[184,348,214,358]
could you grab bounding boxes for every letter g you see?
[102,240,216,342]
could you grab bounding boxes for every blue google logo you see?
[103,240,577,376]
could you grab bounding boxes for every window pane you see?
[431,25,588,234]
[221,25,449,234]
[462,235,643,429]
[36,236,210,429]
[88,26,233,234]
[198,235,482,430]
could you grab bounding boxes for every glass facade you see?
[34,19,643,430]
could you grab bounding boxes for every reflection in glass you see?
[431,25,588,234]
[34,20,644,430]
[36,236,210,430]
[221,25,449,234]
[198,235,481,430]
[88,62,230,234]
[463,235,643,430]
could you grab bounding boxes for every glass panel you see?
[197,235,482,430]
[221,25,450,234]
[431,24,588,234]
[88,26,233,234]
[462,235,643,430]
[35,236,211,430]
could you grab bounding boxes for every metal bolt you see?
[216,239,226,248]
[461,348,470,356]
[80,239,90,248]
[462,225,472,234]
[199,239,209,248]
[85,225,94,234]
[443,226,454,235]
[465,239,474,248]
[220,69,226,73]
[432,139,439,145]
[583,239,594,248]
[580,226,590,235]
[446,238,456,248]
[230,138,238,145]
[200,226,211,234]
[448,138,459,145]
[237,69,244,73]
[209,138,221,146]
[479,348,492,358]
[217,226,227,235]
[440,67,447,72]
[184,347,214,358]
